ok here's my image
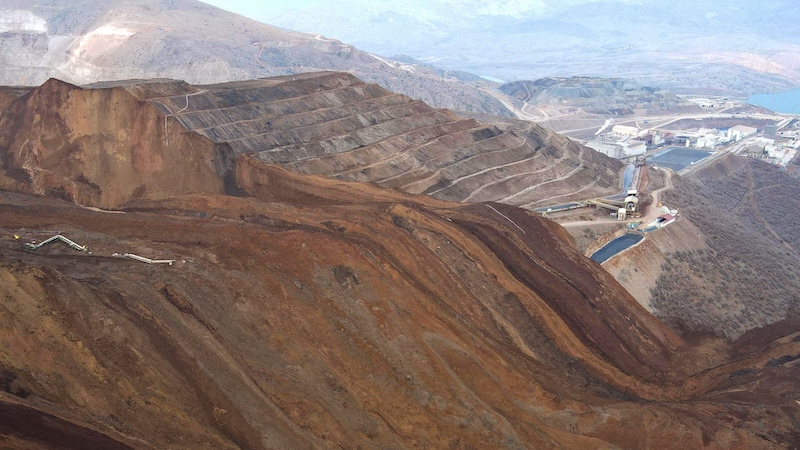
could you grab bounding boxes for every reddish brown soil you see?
[0,400,132,450]
[0,75,798,448]
[0,158,797,448]
[0,87,30,113]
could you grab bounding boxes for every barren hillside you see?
[651,155,800,338]
[0,0,508,115]
[0,157,799,447]
[0,87,28,112]
[501,77,703,116]
[0,73,622,210]
[0,71,798,447]
[602,156,800,341]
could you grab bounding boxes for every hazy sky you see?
[196,0,800,92]
[196,0,658,55]
[196,1,798,52]
[199,1,576,20]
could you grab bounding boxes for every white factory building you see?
[728,125,758,141]
[586,135,647,159]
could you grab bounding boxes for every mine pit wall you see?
[0,79,225,209]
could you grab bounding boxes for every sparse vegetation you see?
[651,157,800,338]
[569,224,619,254]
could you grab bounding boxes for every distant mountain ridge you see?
[501,77,702,116]
[0,0,509,115]
[252,0,800,96]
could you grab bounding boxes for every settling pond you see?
[590,233,644,264]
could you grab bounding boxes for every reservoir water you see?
[746,88,800,114]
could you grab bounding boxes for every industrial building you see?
[611,125,642,137]
[586,134,647,159]
[729,125,758,141]
[653,214,676,228]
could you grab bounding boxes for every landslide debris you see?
[0,75,798,448]
[0,166,798,448]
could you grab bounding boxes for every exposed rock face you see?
[0,73,622,209]
[0,79,225,208]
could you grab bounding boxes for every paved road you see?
[556,109,790,137]
[481,88,544,121]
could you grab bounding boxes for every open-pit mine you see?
[0,73,798,448]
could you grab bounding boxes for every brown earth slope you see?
[0,74,622,210]
[0,74,799,448]
[501,77,702,116]
[602,155,800,341]
[0,87,29,113]
[0,157,798,448]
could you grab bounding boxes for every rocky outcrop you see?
[0,79,225,208]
